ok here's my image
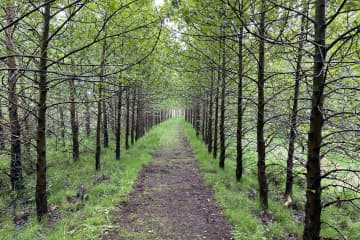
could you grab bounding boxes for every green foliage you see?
[0,121,175,239]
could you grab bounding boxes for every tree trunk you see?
[23,111,31,164]
[85,93,91,136]
[5,2,22,190]
[195,101,201,136]
[125,88,130,149]
[131,87,136,145]
[201,97,206,141]
[96,38,107,171]
[36,0,51,220]
[204,97,208,144]
[219,23,226,169]
[285,3,307,204]
[0,100,5,150]
[257,1,268,210]
[103,99,109,148]
[135,86,143,140]
[236,12,244,182]
[59,106,65,140]
[213,72,220,159]
[69,59,79,161]
[207,69,214,153]
[115,85,122,160]
[303,0,326,238]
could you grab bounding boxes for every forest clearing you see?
[0,0,359,239]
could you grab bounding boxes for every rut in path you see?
[102,124,233,240]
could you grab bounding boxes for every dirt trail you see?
[102,124,233,240]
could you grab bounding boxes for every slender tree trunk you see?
[204,96,208,144]
[285,5,307,204]
[36,1,51,220]
[23,111,31,163]
[69,59,79,161]
[135,86,142,140]
[303,0,326,238]
[192,109,194,125]
[103,99,109,148]
[219,23,226,169]
[257,1,268,210]
[96,38,107,171]
[131,87,136,145]
[95,89,102,170]
[201,96,206,141]
[110,96,116,134]
[125,88,130,149]
[213,73,220,159]
[5,2,22,190]
[207,69,214,153]
[195,101,201,136]
[236,13,244,182]
[115,85,122,160]
[85,93,91,136]
[59,106,65,140]
[0,100,5,150]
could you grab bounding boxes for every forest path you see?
[102,121,233,240]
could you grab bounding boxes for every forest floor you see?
[102,123,233,240]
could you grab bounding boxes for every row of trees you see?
[177,0,359,239]
[0,0,175,221]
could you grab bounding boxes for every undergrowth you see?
[0,118,358,240]
[182,119,359,240]
[0,120,172,240]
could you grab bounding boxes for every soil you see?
[102,125,233,240]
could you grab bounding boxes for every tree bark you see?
[131,87,136,145]
[5,2,22,190]
[257,1,268,210]
[36,0,51,220]
[135,86,143,140]
[219,22,226,169]
[103,99,109,148]
[285,3,307,204]
[207,69,214,153]
[125,88,130,149]
[115,85,122,160]
[236,10,244,182]
[84,93,91,136]
[201,97,206,141]
[69,59,79,161]
[0,99,5,150]
[96,38,107,171]
[303,0,326,238]
[59,106,65,140]
[213,71,220,159]
[195,101,201,136]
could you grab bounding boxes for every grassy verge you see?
[0,120,173,240]
[182,119,301,239]
[183,119,359,240]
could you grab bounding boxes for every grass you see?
[0,118,358,239]
[0,120,175,240]
[182,119,359,240]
